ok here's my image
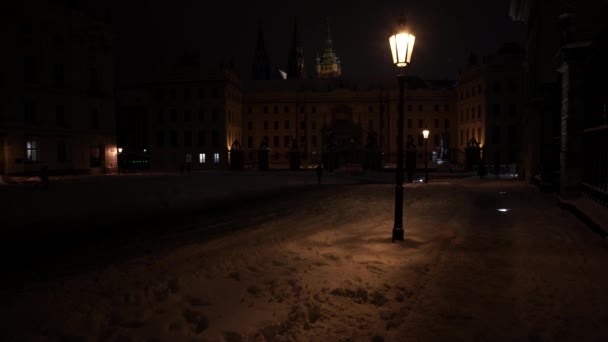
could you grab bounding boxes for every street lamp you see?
[423,130,429,183]
[117,147,123,173]
[389,15,415,242]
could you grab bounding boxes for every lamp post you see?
[422,129,429,183]
[423,130,429,183]
[389,15,415,242]
[117,147,123,173]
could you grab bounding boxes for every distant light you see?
[118,147,123,153]
[143,149,147,153]
[422,129,429,139]
[497,208,510,212]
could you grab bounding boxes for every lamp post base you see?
[392,227,404,242]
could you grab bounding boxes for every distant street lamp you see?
[423,129,429,183]
[117,147,123,173]
[388,15,415,242]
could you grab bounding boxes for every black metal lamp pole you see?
[393,74,405,241]
[389,14,414,242]
[424,136,428,183]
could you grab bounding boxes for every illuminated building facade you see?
[456,45,526,169]
[242,78,457,166]
[117,25,527,172]
[126,67,242,171]
[0,2,117,177]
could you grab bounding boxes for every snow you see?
[2,174,608,341]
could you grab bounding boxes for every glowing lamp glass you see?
[389,32,415,67]
[423,130,429,139]
[118,147,123,153]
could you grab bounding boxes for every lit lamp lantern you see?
[389,21,416,68]
[389,15,415,242]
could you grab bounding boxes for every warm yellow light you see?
[389,31,415,67]
[118,147,123,153]
[423,130,429,139]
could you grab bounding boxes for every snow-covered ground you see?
[1,175,608,341]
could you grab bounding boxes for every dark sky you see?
[105,0,525,84]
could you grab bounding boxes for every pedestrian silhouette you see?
[315,163,323,184]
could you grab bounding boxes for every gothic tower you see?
[287,19,305,79]
[252,22,271,80]
[315,19,342,79]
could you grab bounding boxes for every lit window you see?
[199,153,206,164]
[26,140,38,161]
[213,153,220,164]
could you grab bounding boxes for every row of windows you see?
[157,108,221,123]
[460,104,518,122]
[404,104,451,113]
[23,102,100,129]
[247,118,449,131]
[460,84,484,100]
[459,80,518,100]
[255,120,319,131]
[23,57,102,93]
[247,104,451,115]
[247,106,318,115]
[459,126,518,145]
[184,153,220,164]
[246,135,319,149]
[461,105,483,121]
[406,119,450,129]
[156,130,220,148]
[25,140,69,163]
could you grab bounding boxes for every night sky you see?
[101,0,525,84]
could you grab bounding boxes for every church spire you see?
[316,17,342,79]
[252,21,271,80]
[287,18,305,79]
[325,19,333,48]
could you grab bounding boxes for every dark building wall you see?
[0,2,117,176]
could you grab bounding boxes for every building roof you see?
[242,76,456,93]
